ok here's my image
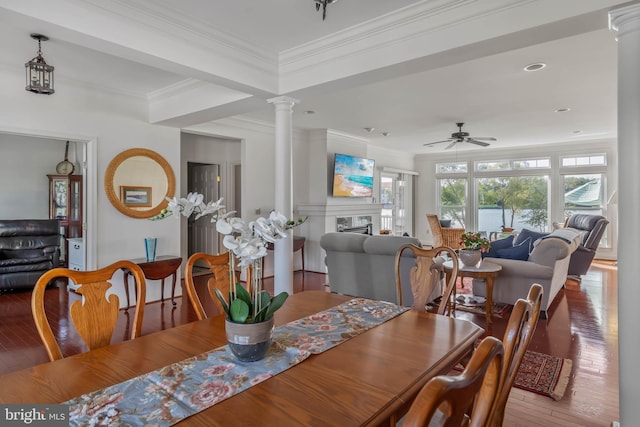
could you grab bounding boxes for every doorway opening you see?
[187,162,221,258]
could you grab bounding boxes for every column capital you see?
[267,96,300,107]
[609,2,640,36]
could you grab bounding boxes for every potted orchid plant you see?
[154,192,306,324]
[153,193,307,361]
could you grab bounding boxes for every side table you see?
[263,235,306,279]
[443,260,502,324]
[124,255,183,308]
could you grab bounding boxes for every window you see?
[563,174,603,217]
[436,162,467,174]
[476,158,550,171]
[561,154,606,167]
[438,178,467,228]
[477,176,549,233]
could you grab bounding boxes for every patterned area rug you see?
[515,350,572,401]
[453,278,511,318]
[454,298,511,318]
[455,349,572,401]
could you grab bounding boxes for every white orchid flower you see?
[216,218,233,235]
[229,217,247,233]
[222,234,239,251]
[180,192,204,217]
[156,194,307,271]
[195,197,225,220]
[164,197,184,218]
[251,218,274,241]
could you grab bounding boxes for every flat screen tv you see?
[332,153,375,197]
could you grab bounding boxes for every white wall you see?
[0,134,67,219]
[0,68,180,307]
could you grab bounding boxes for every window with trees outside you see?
[477,176,549,233]
[436,152,611,248]
[437,162,467,228]
[475,159,550,234]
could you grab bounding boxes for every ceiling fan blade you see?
[469,137,496,141]
[466,138,491,147]
[423,139,454,147]
[445,142,457,150]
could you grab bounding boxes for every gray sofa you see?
[319,232,421,306]
[0,219,61,292]
[472,228,581,317]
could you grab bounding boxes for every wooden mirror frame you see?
[104,148,176,219]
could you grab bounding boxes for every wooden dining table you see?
[0,291,484,426]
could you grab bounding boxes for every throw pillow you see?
[482,235,515,258]
[514,228,548,252]
[439,219,452,228]
[496,237,531,260]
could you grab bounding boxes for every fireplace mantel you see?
[296,203,383,272]
[297,203,384,217]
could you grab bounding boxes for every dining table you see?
[0,291,484,426]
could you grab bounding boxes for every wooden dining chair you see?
[488,283,543,426]
[402,336,504,427]
[184,252,240,320]
[426,214,465,250]
[395,244,459,315]
[31,260,146,362]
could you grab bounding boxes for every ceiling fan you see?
[423,122,496,149]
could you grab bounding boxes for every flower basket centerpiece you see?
[153,193,306,361]
[458,231,490,267]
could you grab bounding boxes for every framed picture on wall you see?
[120,186,152,207]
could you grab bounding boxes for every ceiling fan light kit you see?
[314,0,337,21]
[423,122,496,150]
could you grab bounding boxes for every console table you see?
[124,255,183,308]
[262,235,306,279]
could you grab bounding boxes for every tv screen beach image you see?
[332,154,375,197]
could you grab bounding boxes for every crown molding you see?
[280,0,533,76]
[147,78,210,101]
[609,2,640,36]
[91,0,276,72]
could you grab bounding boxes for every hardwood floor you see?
[0,264,618,426]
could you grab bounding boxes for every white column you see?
[609,3,640,425]
[267,96,299,295]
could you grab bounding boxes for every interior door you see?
[188,162,220,257]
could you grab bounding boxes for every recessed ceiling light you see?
[523,62,546,72]
[364,127,375,133]
[555,108,571,113]
[303,110,315,115]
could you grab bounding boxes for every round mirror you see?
[104,148,176,219]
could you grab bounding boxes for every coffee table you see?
[443,259,502,323]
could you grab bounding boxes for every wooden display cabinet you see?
[48,174,83,265]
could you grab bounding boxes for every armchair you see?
[563,214,609,277]
[426,214,465,249]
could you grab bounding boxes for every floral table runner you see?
[66,298,409,426]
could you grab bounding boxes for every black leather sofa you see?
[0,219,61,292]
